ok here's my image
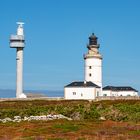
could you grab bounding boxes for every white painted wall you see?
[102,90,111,96]
[117,91,138,96]
[85,57,102,88]
[64,87,101,100]
[102,90,138,96]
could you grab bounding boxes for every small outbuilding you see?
[64,81,101,100]
[102,86,138,97]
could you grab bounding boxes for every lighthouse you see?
[64,33,102,100]
[84,33,102,91]
[10,22,26,98]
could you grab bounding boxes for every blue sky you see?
[0,0,140,92]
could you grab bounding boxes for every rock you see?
[13,116,22,122]
[13,119,21,122]
[46,114,54,120]
[5,117,12,122]
[0,114,72,123]
[39,115,47,120]
[56,114,72,120]
[2,119,7,123]
[99,116,106,121]
[14,116,21,120]
[24,116,29,121]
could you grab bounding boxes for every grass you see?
[53,123,79,132]
[0,120,140,139]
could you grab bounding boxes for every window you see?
[89,73,92,77]
[73,92,76,95]
[81,93,83,97]
[96,91,99,96]
[89,66,92,69]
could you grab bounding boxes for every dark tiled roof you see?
[103,86,138,92]
[65,81,100,88]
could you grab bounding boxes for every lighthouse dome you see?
[89,33,98,45]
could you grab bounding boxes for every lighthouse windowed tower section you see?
[89,73,92,77]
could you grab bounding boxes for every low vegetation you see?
[0,119,140,140]
[0,100,140,139]
[0,100,140,122]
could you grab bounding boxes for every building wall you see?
[117,91,138,96]
[102,90,111,96]
[85,57,102,88]
[102,90,138,96]
[64,87,100,100]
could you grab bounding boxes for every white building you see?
[64,81,101,100]
[102,86,138,97]
[64,33,102,99]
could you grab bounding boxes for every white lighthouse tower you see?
[10,22,27,98]
[84,33,102,91]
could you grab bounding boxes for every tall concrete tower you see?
[84,33,102,89]
[10,22,26,98]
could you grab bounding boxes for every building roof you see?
[65,81,100,88]
[103,86,138,92]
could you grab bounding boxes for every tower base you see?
[18,93,27,98]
